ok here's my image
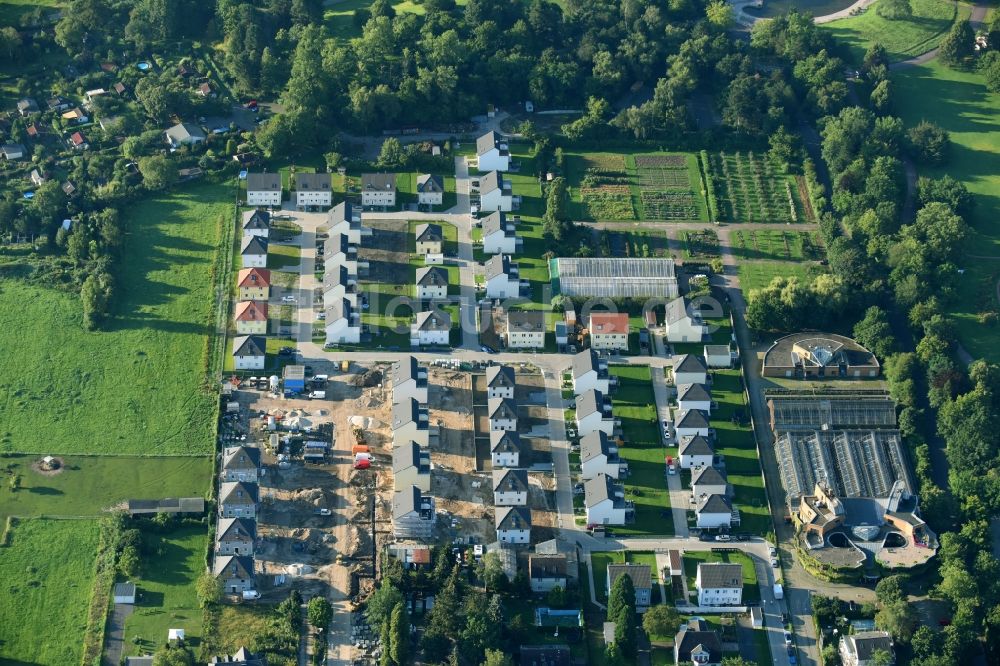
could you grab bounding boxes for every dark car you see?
[787,647,797,665]
[278,348,293,357]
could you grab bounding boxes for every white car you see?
[317,312,326,320]
[281,295,296,303]
[316,508,332,516]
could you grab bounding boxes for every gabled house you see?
[677,383,712,413]
[240,235,268,268]
[219,481,259,519]
[1,144,26,160]
[414,223,443,254]
[61,107,88,123]
[486,365,516,399]
[324,298,361,345]
[674,409,710,439]
[528,555,567,593]
[481,211,519,255]
[234,300,268,335]
[572,349,610,395]
[479,170,513,212]
[62,180,77,197]
[692,465,729,499]
[485,254,521,299]
[113,82,127,96]
[17,98,39,116]
[237,268,271,301]
[584,473,633,526]
[209,647,266,666]
[326,202,370,243]
[25,122,41,139]
[361,173,397,208]
[673,354,708,385]
[232,335,266,371]
[47,96,71,112]
[392,485,435,539]
[607,563,652,610]
[165,122,206,148]
[294,172,332,209]
[493,468,529,506]
[393,440,431,492]
[580,431,624,480]
[30,169,46,187]
[323,233,359,273]
[415,266,448,300]
[246,172,282,207]
[674,619,723,666]
[678,434,714,469]
[222,445,261,482]
[491,430,522,468]
[495,506,531,543]
[588,312,629,352]
[696,494,733,529]
[321,259,360,303]
[416,174,444,206]
[704,345,733,369]
[214,555,254,594]
[392,356,428,404]
[696,563,742,606]
[476,130,510,172]
[68,131,88,150]
[840,631,895,666]
[198,82,214,97]
[488,397,518,432]
[505,310,544,349]
[216,518,256,556]
[392,398,430,447]
[665,296,706,343]
[411,309,451,347]
[241,210,270,238]
[576,389,614,437]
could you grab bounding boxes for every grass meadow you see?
[0,0,64,26]
[821,0,967,63]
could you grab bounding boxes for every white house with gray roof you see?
[481,211,519,254]
[219,481,258,519]
[840,631,895,666]
[392,398,429,447]
[246,172,282,207]
[222,446,261,482]
[696,563,742,606]
[677,383,712,413]
[326,202,370,243]
[242,210,270,238]
[392,486,435,540]
[486,365,516,399]
[216,518,256,556]
[491,430,522,468]
[505,310,544,349]
[485,255,521,299]
[214,555,254,594]
[579,431,625,480]
[322,265,359,307]
[674,409,710,439]
[696,493,733,529]
[393,441,431,492]
[495,506,531,543]
[576,389,614,437]
[673,354,708,385]
[392,356,428,404]
[584,473,632,525]
[572,349,610,395]
[607,563,652,610]
[232,335,266,370]
[324,298,361,345]
[664,296,706,343]
[704,344,733,368]
[165,122,206,148]
[679,434,714,469]
[476,130,510,171]
[411,309,451,347]
[294,172,332,209]
[488,397,518,432]
[416,174,444,206]
[361,173,396,207]
[415,266,448,300]
[692,465,729,498]
[493,468,529,506]
[240,235,268,268]
[479,170,513,212]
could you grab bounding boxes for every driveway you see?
[101,603,134,666]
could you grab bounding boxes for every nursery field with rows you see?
[706,151,811,223]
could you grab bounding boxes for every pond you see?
[743,0,857,18]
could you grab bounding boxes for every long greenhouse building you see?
[551,258,679,299]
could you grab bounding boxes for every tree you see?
[939,19,974,67]
[608,573,637,659]
[387,601,409,665]
[870,650,894,666]
[138,155,179,191]
[482,649,513,666]
[876,0,912,19]
[542,177,569,241]
[870,79,892,113]
[853,306,896,359]
[722,658,757,666]
[768,126,797,170]
[546,585,567,608]
[377,137,406,169]
[118,544,140,577]
[196,571,222,607]
[980,51,1000,92]
[706,1,733,30]
[642,604,681,638]
[876,600,918,641]
[366,582,404,628]
[308,596,332,630]
[907,121,950,166]
[81,272,111,330]
[875,575,906,606]
[153,645,194,666]
[918,175,974,217]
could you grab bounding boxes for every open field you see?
[0,518,100,665]
[0,0,64,25]
[0,183,230,455]
[892,59,1000,362]
[737,261,827,294]
[821,0,966,63]
[0,455,211,521]
[122,525,209,654]
[731,229,824,262]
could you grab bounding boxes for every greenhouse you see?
[552,257,679,298]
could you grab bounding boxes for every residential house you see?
[678,434,714,469]
[572,349,610,395]
[113,82,127,96]
[674,619,723,666]
[198,82,214,97]
[493,468,529,506]
[665,296,706,343]
[411,309,451,347]
[246,172,282,207]
[575,389,614,437]
[528,555,567,593]
[165,122,206,148]
[392,356,429,404]
[216,518,256,556]
[30,169,46,187]
[555,322,568,347]
[692,466,729,499]
[242,210,270,238]
[673,354,708,385]
[491,430,522,468]
[219,481,259,519]
[393,441,431,492]
[324,298,361,345]
[414,223,443,254]
[392,485,435,540]
[209,647,266,666]
[25,122,41,139]
[295,172,332,209]
[485,254,521,299]
[16,98,39,116]
[361,173,397,208]
[323,233,359,272]
[486,365,516,399]
[392,398,430,447]
[234,301,268,335]
[584,473,633,526]
[476,130,510,171]
[69,131,88,150]
[1,144,25,160]
[62,181,77,197]
[696,563,742,606]
[320,267,360,307]
[505,310,544,349]
[479,170,513,212]
[674,409,710,439]
[240,235,268,268]
[326,202,369,243]
[221,446,261,482]
[488,397,518,432]
[416,174,444,206]
[495,506,531,543]
[237,268,271,301]
[61,107,88,123]
[415,266,448,300]
[588,312,629,352]
[232,335,266,371]
[607,563,652,610]
[677,383,712,413]
[696,494,733,529]
[840,632,895,666]
[113,582,136,604]
[84,88,107,102]
[214,555,254,594]
[481,211,519,254]
[520,646,570,666]
[704,345,733,369]
[580,431,624,480]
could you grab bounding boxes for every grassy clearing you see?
[0,455,211,521]
[0,518,100,665]
[0,0,64,26]
[267,242,301,270]
[821,0,965,63]
[0,183,229,455]
[731,229,825,262]
[122,525,209,654]
[737,261,826,294]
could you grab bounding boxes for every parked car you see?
[784,632,792,646]
[281,295,296,303]
[316,508,332,516]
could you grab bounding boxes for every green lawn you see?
[0,518,100,665]
[0,183,229,455]
[0,455,212,521]
[267,242,301,270]
[821,0,966,63]
[682,550,761,604]
[590,551,625,603]
[0,0,64,25]
[122,525,209,654]
[737,260,827,294]
[730,229,825,262]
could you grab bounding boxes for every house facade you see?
[674,619,723,666]
[392,356,429,404]
[246,172,282,207]
[674,409,710,439]
[234,300,268,335]
[679,434,714,469]
[580,431,624,480]
[664,297,706,343]
[584,473,633,525]
[214,555,254,594]
[495,506,531,543]
[361,173,397,207]
[216,518,256,556]
[485,255,521,299]
[696,494,733,529]
[488,397,518,432]
[589,313,629,351]
[576,389,614,437]
[242,210,270,238]
[240,235,268,268]
[482,211,518,254]
[414,223,443,254]
[572,350,610,395]
[415,266,448,300]
[840,632,895,666]
[417,174,444,206]
[326,202,369,243]
[529,555,568,593]
[490,430,522,468]
[479,170,513,212]
[476,130,510,171]
[392,441,431,492]
[677,383,712,413]
[704,345,733,369]
[673,354,708,385]
[232,335,266,370]
[294,172,332,209]
[219,481,258,519]
[505,310,544,349]
[237,268,270,301]
[392,398,430,447]
[222,446,261,482]
[696,563,742,606]
[692,466,728,498]
[607,564,652,610]
[411,309,451,347]
[493,468,529,506]
[392,486,436,540]
[486,365,516,399]
[324,299,361,345]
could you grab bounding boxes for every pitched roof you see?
[697,562,742,588]
[493,467,528,493]
[392,398,425,430]
[677,383,711,403]
[490,430,522,454]
[572,349,601,379]
[414,309,451,332]
[242,209,270,230]
[674,353,707,374]
[486,364,515,388]
[476,130,508,157]
[237,268,271,288]
[414,222,442,242]
[114,582,136,597]
[584,473,622,507]
[233,335,266,357]
[234,300,268,322]
[362,173,396,191]
[223,446,261,471]
[415,266,448,287]
[665,296,703,325]
[507,310,543,333]
[326,201,358,227]
[479,170,508,194]
[675,620,723,663]
[679,434,714,456]
[576,389,606,418]
[607,563,652,591]
[166,122,206,142]
[393,356,426,386]
[393,485,430,519]
[845,632,894,661]
[674,409,710,429]
[393,441,429,474]
[70,131,87,146]
[484,254,512,280]
[323,233,355,261]
[489,397,518,421]
[214,554,254,580]
[589,312,629,335]
[580,431,616,463]
[295,172,330,191]
[219,481,259,505]
[416,174,443,193]
[704,344,731,356]
[246,172,281,192]
[240,235,268,256]
[697,493,732,515]
[324,297,354,323]
[495,505,531,531]
[528,555,567,580]
[217,517,256,543]
[692,465,727,487]
[481,211,511,236]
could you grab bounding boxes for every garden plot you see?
[731,230,825,262]
[682,229,720,260]
[709,151,803,224]
[633,153,707,221]
[579,154,636,221]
